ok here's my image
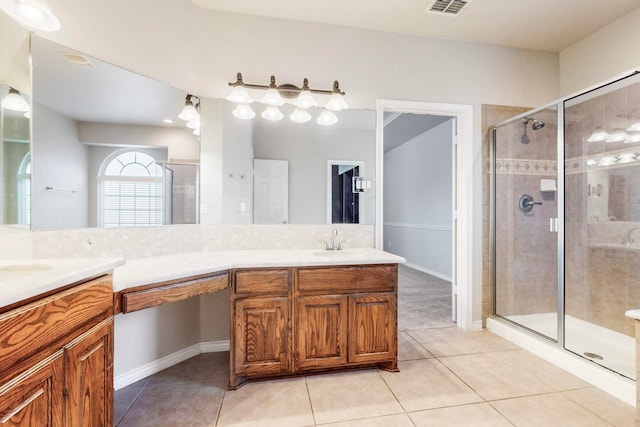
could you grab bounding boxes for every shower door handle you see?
[549,218,558,233]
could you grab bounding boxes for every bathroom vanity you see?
[0,259,123,426]
[0,248,403,424]
[230,264,398,388]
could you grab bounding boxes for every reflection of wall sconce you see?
[352,176,372,193]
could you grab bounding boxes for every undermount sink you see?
[0,264,54,281]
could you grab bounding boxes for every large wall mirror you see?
[0,18,30,231]
[9,35,375,231]
[31,36,200,230]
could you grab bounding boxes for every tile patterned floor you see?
[114,268,636,426]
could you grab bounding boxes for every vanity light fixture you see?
[625,133,640,143]
[0,0,61,31]
[178,94,199,122]
[1,87,29,112]
[227,72,347,125]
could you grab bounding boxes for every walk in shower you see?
[491,72,640,383]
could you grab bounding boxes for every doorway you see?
[376,100,474,330]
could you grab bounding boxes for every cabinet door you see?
[64,319,113,427]
[233,298,289,377]
[0,353,64,427]
[348,293,397,364]
[295,295,347,370]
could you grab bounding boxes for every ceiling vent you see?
[425,0,471,16]
[59,52,95,67]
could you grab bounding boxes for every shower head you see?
[522,117,545,131]
[532,119,545,130]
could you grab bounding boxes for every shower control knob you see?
[518,194,542,213]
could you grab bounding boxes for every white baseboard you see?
[403,261,452,283]
[114,340,230,391]
[471,320,483,331]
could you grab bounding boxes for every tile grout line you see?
[303,376,318,427]
[375,369,418,426]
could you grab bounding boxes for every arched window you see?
[98,150,164,227]
[17,153,31,225]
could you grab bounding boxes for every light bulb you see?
[178,97,199,121]
[316,109,338,126]
[289,108,311,123]
[325,93,349,112]
[586,159,597,166]
[587,127,608,142]
[1,0,61,31]
[227,86,252,104]
[18,1,45,24]
[627,122,640,132]
[232,104,255,120]
[625,133,640,143]
[260,88,284,106]
[24,109,30,118]
[606,128,629,143]
[1,88,29,112]
[186,118,200,130]
[261,106,283,121]
[193,128,200,136]
[296,90,318,109]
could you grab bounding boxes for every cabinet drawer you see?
[122,273,229,313]
[297,265,396,295]
[0,276,112,376]
[234,269,290,297]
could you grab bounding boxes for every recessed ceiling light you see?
[163,119,174,124]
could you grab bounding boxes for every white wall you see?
[199,98,224,225]
[384,120,453,279]
[77,122,198,161]
[253,118,376,224]
[559,7,640,96]
[221,102,253,224]
[31,103,89,229]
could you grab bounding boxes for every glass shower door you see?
[493,106,559,340]
[563,74,640,379]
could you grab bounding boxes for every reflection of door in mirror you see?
[327,160,364,224]
[1,85,31,227]
[253,159,288,224]
[332,165,359,223]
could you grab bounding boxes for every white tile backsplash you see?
[0,224,375,260]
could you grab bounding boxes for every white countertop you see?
[113,248,405,292]
[0,249,405,309]
[625,309,640,320]
[0,257,125,309]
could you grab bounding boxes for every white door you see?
[253,159,288,224]
[451,120,458,322]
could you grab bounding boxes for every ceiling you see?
[191,0,640,52]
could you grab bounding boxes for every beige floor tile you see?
[306,370,404,425]
[561,387,636,427]
[316,413,414,427]
[407,327,518,357]
[117,381,224,427]
[217,377,314,427]
[440,349,589,401]
[398,331,433,361]
[490,393,616,426]
[380,359,483,412]
[409,403,513,427]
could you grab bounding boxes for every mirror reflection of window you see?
[17,153,30,224]
[98,150,164,227]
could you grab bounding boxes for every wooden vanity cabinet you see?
[0,276,114,426]
[230,264,398,388]
[230,269,291,388]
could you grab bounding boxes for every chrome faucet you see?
[324,228,343,251]
[622,227,640,246]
